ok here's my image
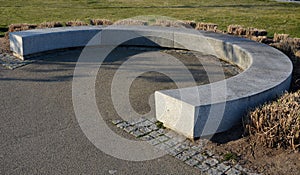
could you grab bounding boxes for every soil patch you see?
[0,37,10,53]
[206,126,300,174]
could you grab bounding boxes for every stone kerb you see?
[9,25,293,138]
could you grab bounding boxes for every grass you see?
[155,121,166,129]
[0,0,300,37]
[223,152,238,162]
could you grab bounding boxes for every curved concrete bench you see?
[10,26,293,138]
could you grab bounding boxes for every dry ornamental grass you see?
[245,91,300,151]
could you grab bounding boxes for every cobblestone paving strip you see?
[0,53,36,69]
[112,117,260,175]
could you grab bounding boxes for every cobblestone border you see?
[0,52,35,70]
[112,118,260,175]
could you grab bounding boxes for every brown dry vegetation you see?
[90,19,113,26]
[245,91,300,151]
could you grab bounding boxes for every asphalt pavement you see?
[0,47,236,175]
[0,48,200,175]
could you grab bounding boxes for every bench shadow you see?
[207,124,246,144]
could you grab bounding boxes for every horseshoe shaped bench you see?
[10,25,292,138]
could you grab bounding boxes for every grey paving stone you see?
[225,168,241,175]
[185,158,199,167]
[131,125,140,131]
[204,158,219,167]
[173,144,188,153]
[147,138,160,146]
[196,162,210,172]
[156,135,170,143]
[138,127,152,134]
[207,167,223,175]
[237,166,261,175]
[165,130,179,138]
[137,120,153,127]
[175,153,190,162]
[149,118,158,123]
[217,163,231,173]
[124,126,135,133]
[154,143,170,151]
[139,135,153,141]
[148,131,160,138]
[157,128,167,135]
[131,130,144,137]
[205,150,214,157]
[167,147,183,156]
[171,134,187,142]
[164,139,179,148]
[127,118,143,125]
[148,124,159,131]
[234,164,248,173]
[222,161,234,167]
[182,149,198,157]
[111,119,124,125]
[175,149,198,162]
[182,139,193,145]
[177,141,193,151]
[116,122,130,129]
[193,153,207,162]
[191,145,204,151]
[212,155,221,160]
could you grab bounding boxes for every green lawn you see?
[0,0,300,37]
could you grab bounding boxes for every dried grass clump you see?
[65,21,88,26]
[270,36,300,58]
[153,20,192,28]
[227,25,267,37]
[249,36,269,43]
[114,19,148,26]
[184,21,197,28]
[5,23,38,38]
[227,25,246,35]
[245,91,300,151]
[273,33,290,43]
[196,23,218,32]
[90,19,113,26]
[8,23,38,32]
[246,27,267,37]
[38,22,63,28]
[295,50,300,58]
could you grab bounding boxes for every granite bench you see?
[10,25,293,138]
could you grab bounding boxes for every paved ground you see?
[0,47,240,174]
